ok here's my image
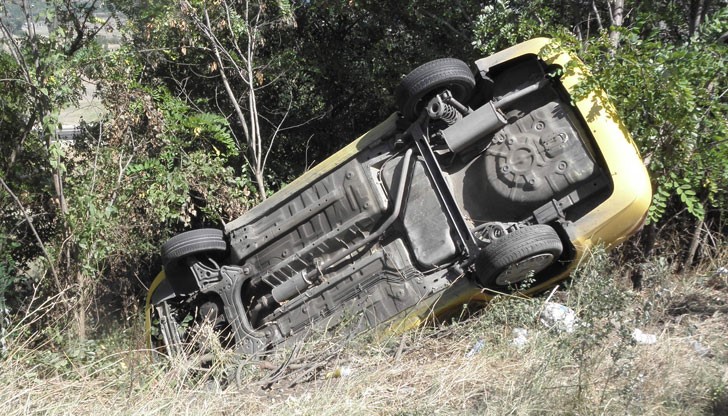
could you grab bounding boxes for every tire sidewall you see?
[395,58,475,121]
[475,225,563,290]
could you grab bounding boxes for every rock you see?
[689,339,711,357]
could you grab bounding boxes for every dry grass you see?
[2,249,727,415]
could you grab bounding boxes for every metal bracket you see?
[156,301,183,356]
[198,265,267,355]
[190,260,224,289]
[530,174,610,224]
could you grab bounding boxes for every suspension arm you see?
[408,121,480,261]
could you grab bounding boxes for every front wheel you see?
[475,225,563,289]
[161,228,227,294]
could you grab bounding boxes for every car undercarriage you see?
[146,39,651,357]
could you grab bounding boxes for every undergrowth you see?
[1,247,727,415]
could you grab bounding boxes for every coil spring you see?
[427,96,462,125]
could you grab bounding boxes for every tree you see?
[286,0,484,167]
[0,0,113,338]
[114,0,486,187]
[0,0,258,341]
[113,0,299,198]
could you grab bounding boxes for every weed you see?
[0,246,726,415]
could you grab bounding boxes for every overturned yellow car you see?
[146,38,651,355]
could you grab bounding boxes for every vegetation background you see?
[0,0,726,414]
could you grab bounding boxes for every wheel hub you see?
[495,253,555,286]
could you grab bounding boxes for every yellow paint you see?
[144,271,167,350]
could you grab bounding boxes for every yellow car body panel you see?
[145,271,167,349]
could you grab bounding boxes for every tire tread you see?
[161,228,227,266]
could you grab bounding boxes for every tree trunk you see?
[189,0,269,199]
[609,0,624,48]
[684,207,706,269]
[688,0,708,39]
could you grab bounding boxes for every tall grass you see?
[2,248,727,415]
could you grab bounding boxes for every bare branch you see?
[592,0,603,31]
[179,0,295,198]
[262,90,294,173]
[184,0,252,147]
[0,13,32,84]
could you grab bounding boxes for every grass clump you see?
[1,247,727,415]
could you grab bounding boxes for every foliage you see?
[112,0,486,186]
[578,22,727,224]
[0,0,113,337]
[59,48,257,332]
[282,0,484,175]
[473,0,560,55]
[0,236,19,317]
[111,0,299,196]
[0,1,256,341]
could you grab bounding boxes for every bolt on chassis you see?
[145,38,651,356]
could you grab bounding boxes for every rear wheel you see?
[395,58,475,121]
[475,225,563,290]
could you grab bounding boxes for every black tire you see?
[475,225,563,289]
[161,228,227,266]
[162,228,227,294]
[395,58,475,121]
